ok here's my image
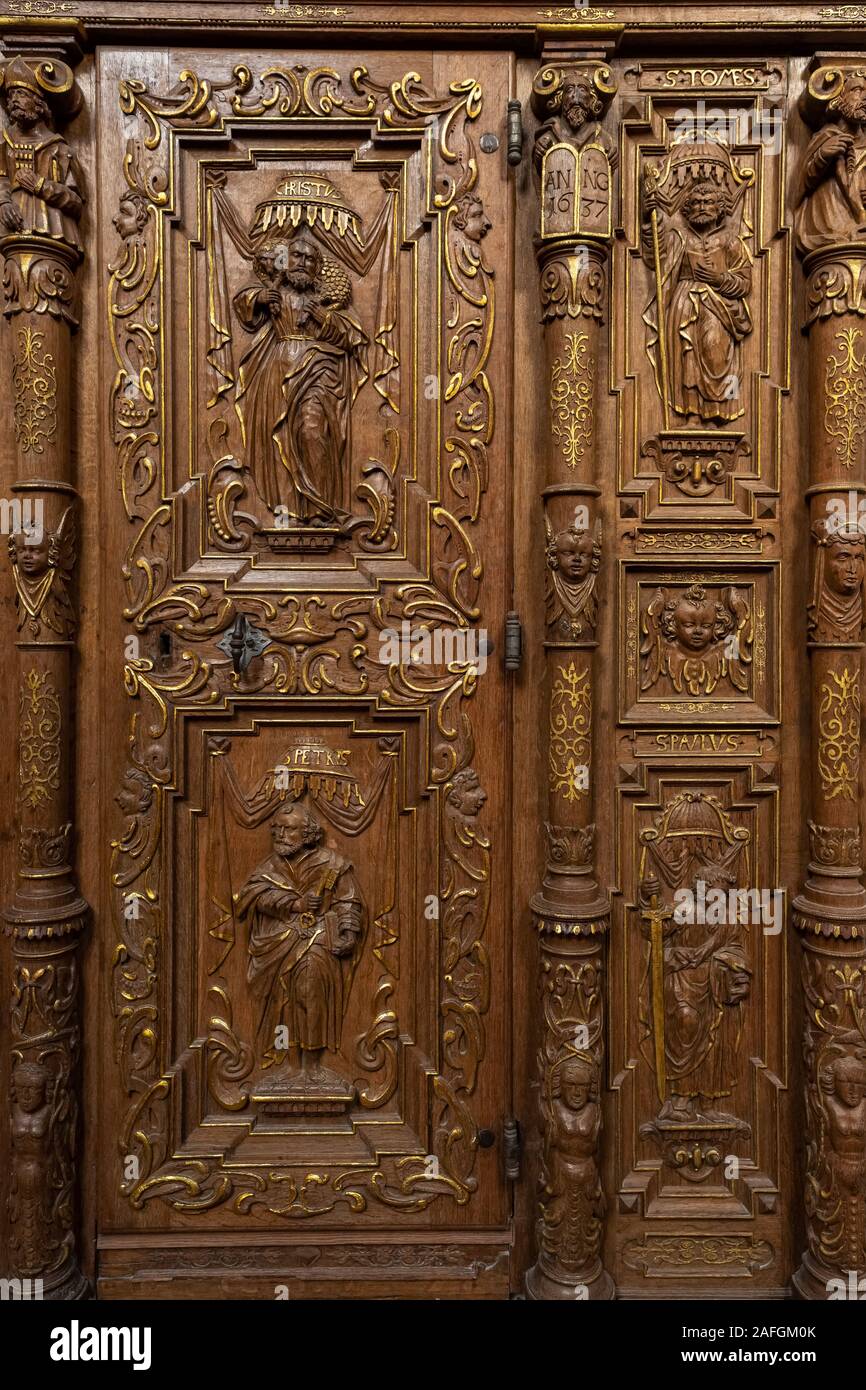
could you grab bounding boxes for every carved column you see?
[0,31,89,1299]
[525,55,616,1301]
[792,62,866,1300]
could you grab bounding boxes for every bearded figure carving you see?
[795,68,866,253]
[641,142,753,425]
[640,582,752,697]
[238,801,366,1102]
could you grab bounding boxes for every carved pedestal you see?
[0,39,89,1300]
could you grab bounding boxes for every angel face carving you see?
[7,507,75,639]
[112,191,148,242]
[454,193,492,244]
[232,197,369,529]
[640,582,751,697]
[545,519,602,641]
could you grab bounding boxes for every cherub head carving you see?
[546,522,601,583]
[454,193,492,244]
[113,190,149,242]
[446,767,487,820]
[641,583,752,696]
[659,584,729,654]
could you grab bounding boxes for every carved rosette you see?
[0,36,89,1300]
[526,54,616,1301]
[792,60,866,1300]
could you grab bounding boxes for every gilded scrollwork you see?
[550,332,594,470]
[12,323,56,452]
[817,666,861,800]
[824,327,866,470]
[549,661,591,803]
[18,667,61,810]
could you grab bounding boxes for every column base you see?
[792,1250,865,1301]
[526,1257,615,1301]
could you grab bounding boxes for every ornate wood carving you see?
[0,28,88,1300]
[793,58,866,1300]
[526,49,616,1301]
[100,47,507,1262]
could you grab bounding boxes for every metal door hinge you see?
[503,1116,522,1182]
[506,100,523,166]
[504,611,523,672]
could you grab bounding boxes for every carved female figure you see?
[538,1054,605,1273]
[9,1061,53,1275]
[809,521,865,644]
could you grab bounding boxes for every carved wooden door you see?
[5,3,866,1309]
[0,22,519,1300]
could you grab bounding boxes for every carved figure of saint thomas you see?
[237,802,366,1087]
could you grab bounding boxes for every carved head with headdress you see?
[531,62,616,127]
[11,1059,50,1114]
[0,55,80,127]
[809,518,865,642]
[549,1053,597,1112]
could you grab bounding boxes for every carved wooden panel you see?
[93,44,513,1289]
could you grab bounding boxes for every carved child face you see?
[13,534,50,576]
[671,596,716,652]
[459,197,492,244]
[684,182,725,231]
[113,195,146,241]
[285,237,321,291]
[559,1063,592,1111]
[826,540,865,596]
[272,805,312,858]
[12,1071,46,1113]
[6,86,46,129]
[453,770,487,817]
[115,770,152,815]
[834,1061,866,1107]
[555,530,595,581]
